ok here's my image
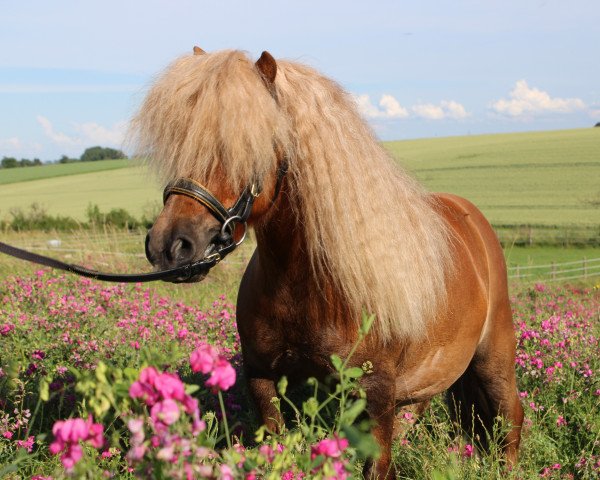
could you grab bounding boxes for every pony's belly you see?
[393,339,480,404]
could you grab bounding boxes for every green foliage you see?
[80,146,127,162]
[7,203,80,231]
[2,203,147,231]
[1,156,18,168]
[86,204,141,230]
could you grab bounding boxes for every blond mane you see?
[130,49,453,341]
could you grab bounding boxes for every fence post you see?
[551,262,556,280]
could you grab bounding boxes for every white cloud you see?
[411,100,469,120]
[379,95,410,118]
[356,94,468,121]
[441,100,469,119]
[356,94,409,119]
[411,103,445,120]
[0,137,23,150]
[36,115,126,148]
[75,120,127,145]
[491,80,586,117]
[37,115,79,147]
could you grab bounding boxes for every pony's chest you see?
[238,312,341,380]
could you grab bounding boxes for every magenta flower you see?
[190,343,218,374]
[206,357,236,391]
[150,399,181,426]
[49,417,105,471]
[153,372,186,402]
[16,435,35,452]
[463,443,474,458]
[311,435,349,459]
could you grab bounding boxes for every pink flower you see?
[556,415,567,427]
[154,372,186,402]
[330,460,349,479]
[190,344,218,374]
[49,417,105,471]
[463,444,474,458]
[129,367,161,405]
[16,436,35,452]
[206,358,236,391]
[311,435,349,459]
[220,464,234,480]
[2,431,13,439]
[151,399,181,425]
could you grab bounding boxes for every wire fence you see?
[7,240,600,284]
[508,257,600,283]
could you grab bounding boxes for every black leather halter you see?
[0,163,288,283]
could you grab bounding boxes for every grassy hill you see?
[0,159,131,185]
[0,164,160,220]
[0,129,599,227]
[388,128,600,226]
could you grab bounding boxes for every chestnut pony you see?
[138,48,523,478]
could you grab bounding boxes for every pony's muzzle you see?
[146,231,196,266]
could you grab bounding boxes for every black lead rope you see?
[0,240,224,283]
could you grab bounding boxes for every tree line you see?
[0,146,127,169]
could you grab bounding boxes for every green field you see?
[0,164,161,220]
[0,159,132,185]
[0,128,599,227]
[388,128,600,226]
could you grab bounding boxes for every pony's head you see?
[134,48,289,280]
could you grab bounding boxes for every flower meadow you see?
[0,271,598,479]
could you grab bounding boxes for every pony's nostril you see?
[169,236,195,262]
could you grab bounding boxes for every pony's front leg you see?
[246,373,284,432]
[363,378,397,479]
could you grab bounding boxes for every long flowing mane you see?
[130,50,453,341]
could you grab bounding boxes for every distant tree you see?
[19,158,34,167]
[80,146,126,162]
[1,156,18,168]
[595,122,600,127]
[33,158,42,166]
[58,155,75,164]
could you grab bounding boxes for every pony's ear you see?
[193,46,206,55]
[255,51,277,85]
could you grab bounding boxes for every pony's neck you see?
[253,183,305,271]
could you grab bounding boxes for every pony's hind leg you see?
[446,311,524,464]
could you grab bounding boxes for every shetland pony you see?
[136,48,523,478]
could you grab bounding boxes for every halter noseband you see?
[161,178,261,267]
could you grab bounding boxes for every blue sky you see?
[1,0,598,161]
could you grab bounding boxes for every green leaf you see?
[302,397,319,417]
[330,354,343,371]
[344,367,364,379]
[340,398,367,425]
[185,384,200,394]
[342,424,380,459]
[277,376,288,396]
[360,312,376,335]
[95,361,108,383]
[39,378,50,402]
